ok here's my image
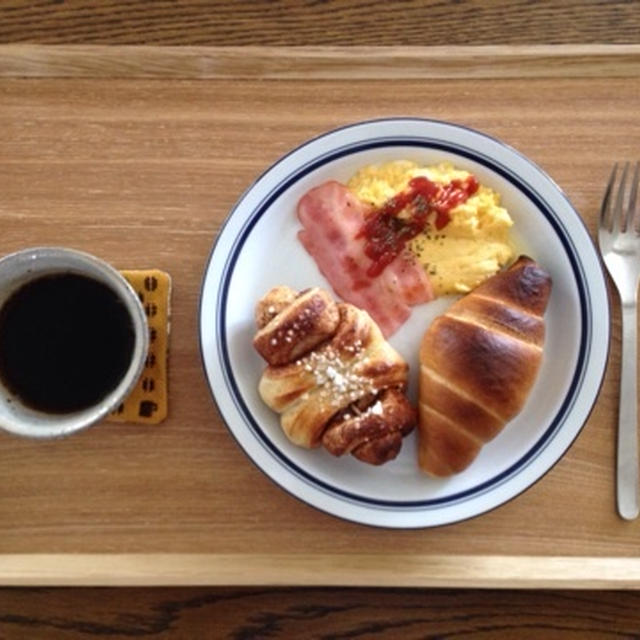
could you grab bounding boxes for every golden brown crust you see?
[421,315,543,422]
[418,406,481,476]
[419,368,503,442]
[254,287,415,463]
[254,285,297,329]
[418,256,552,477]
[446,294,545,347]
[322,388,416,464]
[253,287,340,366]
[469,255,551,316]
[353,432,404,466]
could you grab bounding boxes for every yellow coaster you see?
[107,269,171,425]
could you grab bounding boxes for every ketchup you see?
[359,174,479,277]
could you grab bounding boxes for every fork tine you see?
[628,161,640,234]
[600,162,618,232]
[613,162,630,233]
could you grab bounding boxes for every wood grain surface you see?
[3,586,640,639]
[2,43,640,79]
[1,60,640,638]
[1,0,639,46]
[6,554,640,589]
[0,74,638,565]
[2,1,640,637]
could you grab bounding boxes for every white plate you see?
[199,118,609,528]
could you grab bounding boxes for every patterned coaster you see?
[106,269,171,425]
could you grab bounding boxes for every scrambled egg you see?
[347,160,514,296]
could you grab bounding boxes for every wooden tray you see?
[0,44,639,588]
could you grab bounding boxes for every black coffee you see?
[0,273,135,413]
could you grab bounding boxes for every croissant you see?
[418,256,552,476]
[254,286,415,465]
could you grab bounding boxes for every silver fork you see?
[599,161,640,520]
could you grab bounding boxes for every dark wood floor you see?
[3,586,640,639]
[0,0,638,46]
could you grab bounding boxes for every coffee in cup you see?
[0,247,149,438]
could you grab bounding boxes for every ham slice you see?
[297,181,433,337]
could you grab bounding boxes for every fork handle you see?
[618,303,639,520]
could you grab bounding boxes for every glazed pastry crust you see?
[322,388,415,465]
[253,287,340,366]
[254,287,415,465]
[418,256,552,476]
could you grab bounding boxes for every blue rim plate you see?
[198,118,609,528]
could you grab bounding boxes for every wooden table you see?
[2,2,640,638]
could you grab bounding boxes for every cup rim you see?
[0,246,150,438]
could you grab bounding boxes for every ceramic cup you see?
[0,247,149,438]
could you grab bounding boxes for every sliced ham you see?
[297,180,433,337]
